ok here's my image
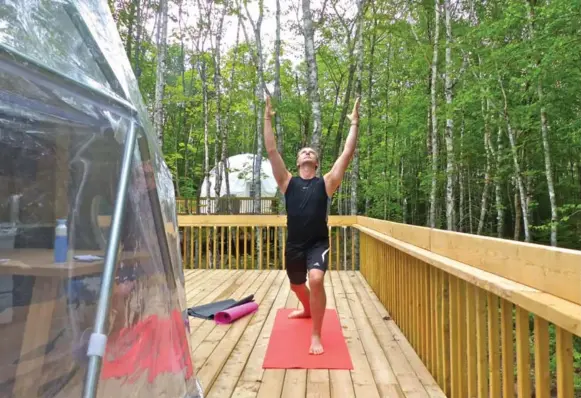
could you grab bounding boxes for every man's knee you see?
[308,269,325,290]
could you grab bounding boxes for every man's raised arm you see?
[324,97,360,197]
[264,96,292,193]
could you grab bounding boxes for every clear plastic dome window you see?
[0,1,202,397]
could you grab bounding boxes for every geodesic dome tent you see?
[199,153,278,213]
[0,1,203,397]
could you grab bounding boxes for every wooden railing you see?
[178,215,357,270]
[176,197,279,215]
[355,216,581,398]
[177,214,581,396]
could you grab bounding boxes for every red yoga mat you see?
[101,309,193,384]
[215,301,259,324]
[262,308,353,370]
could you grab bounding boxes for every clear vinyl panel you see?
[0,1,202,397]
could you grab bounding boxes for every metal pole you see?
[82,121,137,398]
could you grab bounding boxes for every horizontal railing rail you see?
[178,215,358,271]
[354,216,581,398]
[176,197,279,215]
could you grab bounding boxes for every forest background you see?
[106,0,581,250]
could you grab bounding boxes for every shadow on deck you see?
[185,269,445,398]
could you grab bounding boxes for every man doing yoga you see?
[263,95,360,355]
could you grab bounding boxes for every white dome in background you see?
[199,153,278,199]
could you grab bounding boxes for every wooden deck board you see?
[186,270,444,398]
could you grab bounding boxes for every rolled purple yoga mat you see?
[214,302,259,324]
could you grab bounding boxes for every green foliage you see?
[108,0,581,249]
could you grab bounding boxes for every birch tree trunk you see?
[213,6,227,208]
[424,104,430,225]
[201,60,210,213]
[364,10,378,215]
[538,81,557,246]
[477,99,492,235]
[459,116,465,231]
[274,0,283,156]
[350,0,365,216]
[244,0,266,214]
[468,163,473,233]
[526,1,557,246]
[429,0,440,228]
[302,0,323,157]
[153,0,168,147]
[221,15,243,214]
[195,0,211,214]
[274,0,284,215]
[499,76,531,242]
[124,0,136,61]
[514,177,521,240]
[133,0,143,77]
[273,0,286,260]
[443,0,455,231]
[495,126,504,238]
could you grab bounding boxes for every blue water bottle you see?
[54,219,68,263]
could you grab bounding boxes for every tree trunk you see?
[459,116,465,232]
[244,0,266,214]
[364,11,378,215]
[538,82,557,246]
[222,16,243,214]
[174,0,187,199]
[429,0,440,228]
[468,163,473,234]
[350,0,365,216]
[477,99,492,235]
[202,60,210,213]
[443,0,455,231]
[213,6,227,207]
[124,0,136,61]
[526,0,557,246]
[302,0,323,157]
[274,0,283,156]
[274,0,284,217]
[274,0,284,257]
[514,177,521,240]
[153,0,168,147]
[133,0,144,77]
[499,76,531,242]
[495,126,504,238]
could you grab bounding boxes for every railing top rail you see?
[356,216,581,306]
[355,223,581,337]
[178,215,357,227]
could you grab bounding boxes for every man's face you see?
[297,147,318,168]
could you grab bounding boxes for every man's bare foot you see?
[309,335,324,355]
[288,309,311,319]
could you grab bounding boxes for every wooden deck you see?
[184,269,445,398]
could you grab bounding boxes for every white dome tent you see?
[199,153,279,214]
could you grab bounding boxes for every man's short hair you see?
[296,147,319,169]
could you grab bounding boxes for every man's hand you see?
[346,96,360,124]
[265,96,276,119]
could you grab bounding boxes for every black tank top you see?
[284,176,329,246]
